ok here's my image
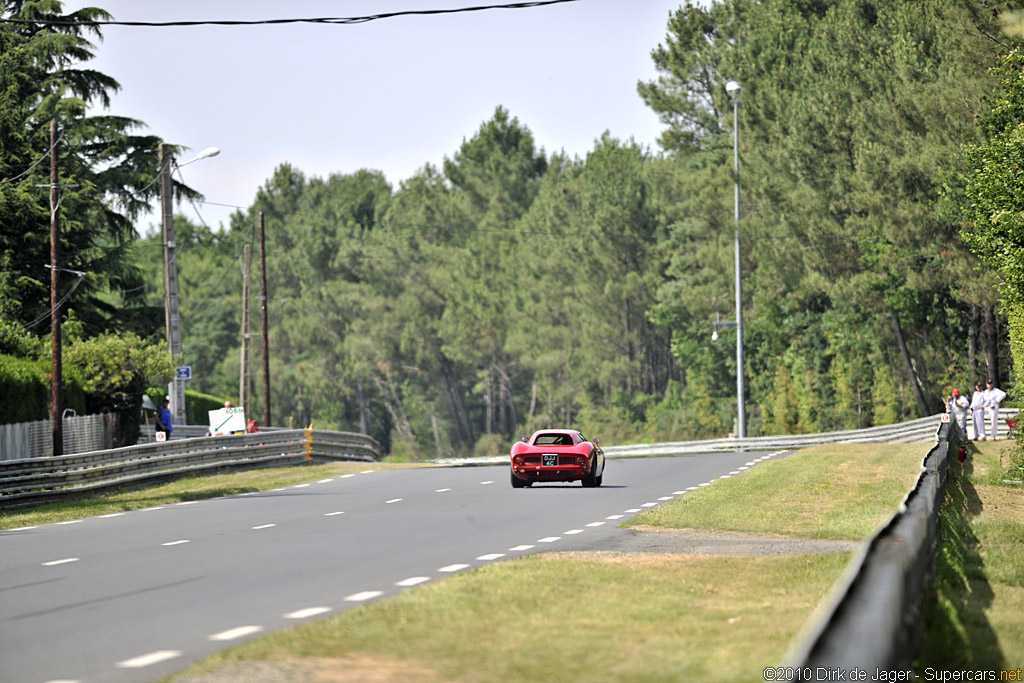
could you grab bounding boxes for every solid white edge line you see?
[209,625,264,641]
[116,650,181,668]
[284,607,331,619]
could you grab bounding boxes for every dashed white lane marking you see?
[11,526,38,531]
[56,520,82,525]
[730,470,742,475]
[292,484,310,489]
[396,576,431,587]
[672,491,687,495]
[252,524,277,530]
[481,481,494,485]
[586,522,606,527]
[162,540,190,546]
[606,514,624,520]
[209,625,263,641]
[439,564,470,573]
[359,470,375,474]
[176,501,198,506]
[537,537,560,543]
[42,679,79,682]
[625,508,642,513]
[340,474,355,478]
[719,475,732,479]
[509,544,534,551]
[699,482,712,487]
[140,507,164,512]
[738,466,749,471]
[99,512,125,518]
[641,503,657,508]
[317,479,333,483]
[686,487,698,491]
[285,607,331,619]
[436,488,452,492]
[345,591,384,602]
[477,553,506,561]
[385,498,403,504]
[564,529,584,535]
[116,650,181,668]
[42,558,79,566]
[658,496,673,501]
[324,511,345,516]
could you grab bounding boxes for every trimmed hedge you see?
[0,354,87,425]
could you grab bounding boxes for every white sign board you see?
[209,406,246,435]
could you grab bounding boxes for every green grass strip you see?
[918,441,1024,671]
[625,443,926,540]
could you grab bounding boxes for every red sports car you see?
[510,429,605,488]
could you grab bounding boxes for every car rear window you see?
[534,433,574,445]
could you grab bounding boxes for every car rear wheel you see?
[511,470,527,488]
[581,462,598,488]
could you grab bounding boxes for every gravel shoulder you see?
[581,525,860,556]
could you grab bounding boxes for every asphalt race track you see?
[0,450,786,683]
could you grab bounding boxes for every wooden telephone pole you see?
[239,244,252,412]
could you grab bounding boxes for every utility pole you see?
[239,244,252,412]
[259,211,271,427]
[49,118,63,457]
[159,142,186,426]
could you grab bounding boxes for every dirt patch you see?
[580,525,859,556]
[175,654,442,683]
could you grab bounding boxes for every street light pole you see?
[726,80,746,439]
[159,143,220,427]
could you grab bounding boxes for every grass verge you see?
[918,440,1024,670]
[163,443,926,682]
[0,461,430,530]
[169,553,851,683]
[625,443,926,540]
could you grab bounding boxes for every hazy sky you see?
[63,0,689,232]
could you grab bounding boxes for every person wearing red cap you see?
[950,389,969,437]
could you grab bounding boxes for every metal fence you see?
[0,428,381,509]
[783,416,960,675]
[0,413,120,462]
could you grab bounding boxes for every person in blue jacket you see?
[155,397,173,439]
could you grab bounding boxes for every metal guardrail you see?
[436,410,1017,466]
[783,415,960,674]
[0,429,381,509]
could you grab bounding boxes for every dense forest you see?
[1,0,1022,463]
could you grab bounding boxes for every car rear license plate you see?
[542,454,557,467]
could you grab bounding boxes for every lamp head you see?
[726,80,741,96]
[711,329,719,342]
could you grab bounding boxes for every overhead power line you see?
[0,1,580,28]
